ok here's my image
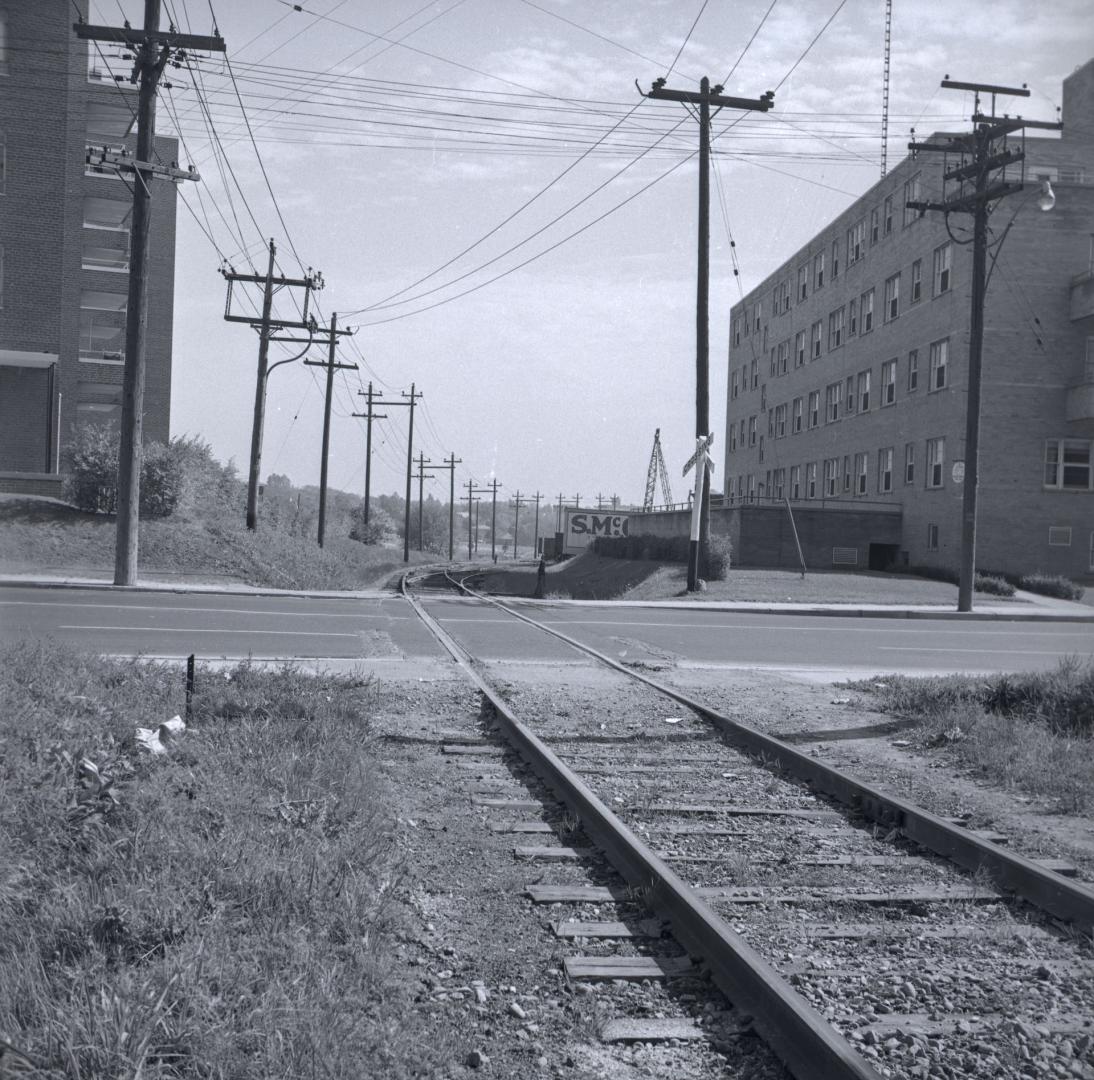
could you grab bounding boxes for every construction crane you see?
[642,428,674,511]
[881,0,892,176]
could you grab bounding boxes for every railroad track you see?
[401,571,1094,1080]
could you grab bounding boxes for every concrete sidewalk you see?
[3,569,1093,622]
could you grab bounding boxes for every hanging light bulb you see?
[1037,178,1056,211]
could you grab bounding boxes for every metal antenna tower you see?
[642,428,674,511]
[881,0,892,176]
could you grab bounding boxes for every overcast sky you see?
[89,0,1093,507]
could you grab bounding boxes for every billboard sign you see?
[563,509,630,554]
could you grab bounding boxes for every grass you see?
[0,641,449,1079]
[619,565,1021,605]
[0,496,429,591]
[846,659,1094,811]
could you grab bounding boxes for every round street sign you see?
[952,460,965,483]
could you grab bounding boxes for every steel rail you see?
[439,572,1094,934]
[400,573,880,1080]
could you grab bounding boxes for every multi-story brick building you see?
[724,59,1094,580]
[0,2,177,496]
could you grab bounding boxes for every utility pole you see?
[595,493,607,510]
[510,491,525,559]
[532,492,543,557]
[642,76,773,591]
[413,452,437,552]
[76,4,224,585]
[555,493,581,533]
[351,382,386,528]
[303,313,356,547]
[465,479,476,559]
[222,240,323,531]
[429,453,462,560]
[373,385,422,562]
[907,78,1060,612]
[489,478,502,562]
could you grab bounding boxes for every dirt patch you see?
[431,554,664,601]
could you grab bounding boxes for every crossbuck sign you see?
[683,434,715,544]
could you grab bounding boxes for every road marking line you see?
[1,600,408,620]
[876,646,1086,655]
[58,625,360,637]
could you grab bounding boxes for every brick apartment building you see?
[0,2,178,497]
[723,58,1094,581]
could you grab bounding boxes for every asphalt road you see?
[2,584,1091,676]
[425,596,1094,676]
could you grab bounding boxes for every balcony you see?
[1070,271,1094,322]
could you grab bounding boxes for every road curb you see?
[0,577,394,601]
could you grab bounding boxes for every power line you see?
[665,0,710,81]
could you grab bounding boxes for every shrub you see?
[350,505,398,546]
[66,427,216,519]
[973,573,1015,597]
[592,532,733,580]
[897,564,1015,596]
[1018,572,1084,602]
[706,535,733,580]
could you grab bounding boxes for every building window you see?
[759,436,765,463]
[870,208,879,245]
[823,457,839,496]
[808,390,820,429]
[933,243,952,295]
[807,462,817,499]
[831,238,840,279]
[811,320,822,359]
[927,523,939,551]
[884,273,900,322]
[1043,439,1092,490]
[878,447,893,493]
[860,288,875,333]
[739,419,746,447]
[790,466,801,500]
[79,290,127,362]
[748,416,757,447]
[82,196,131,272]
[908,349,919,392]
[813,251,825,290]
[775,403,787,438]
[825,381,843,423]
[845,374,856,414]
[731,370,738,400]
[777,340,789,375]
[904,442,915,484]
[828,308,844,350]
[929,338,948,391]
[761,383,767,411]
[769,348,776,377]
[798,264,809,302]
[730,424,737,451]
[857,369,871,412]
[795,330,806,367]
[1089,531,1094,571]
[766,405,772,433]
[751,358,758,389]
[1048,526,1072,547]
[883,195,893,236]
[881,359,896,405]
[754,300,763,333]
[748,475,756,502]
[903,171,921,226]
[855,452,868,495]
[911,259,922,303]
[848,297,858,336]
[927,437,945,488]
[792,396,803,434]
[774,467,785,500]
[733,318,741,346]
[0,15,8,76]
[0,132,6,194]
[847,220,865,265]
[843,455,852,493]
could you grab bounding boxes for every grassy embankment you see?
[848,660,1094,811]
[0,640,448,1079]
[0,496,428,591]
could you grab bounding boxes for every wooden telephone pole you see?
[510,491,525,558]
[302,312,357,547]
[375,385,422,562]
[428,453,462,560]
[641,76,773,590]
[221,240,323,530]
[413,452,437,552]
[907,78,1061,612]
[531,491,543,556]
[352,382,386,528]
[75,2,224,585]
